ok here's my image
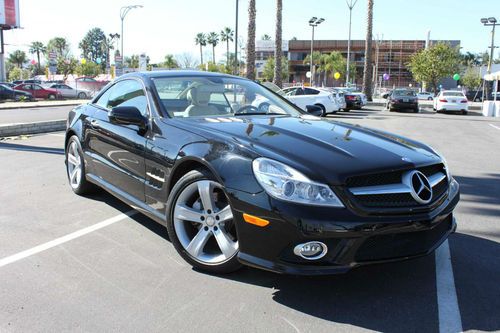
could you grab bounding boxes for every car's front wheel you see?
[166,169,241,274]
[78,92,87,99]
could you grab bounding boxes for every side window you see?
[284,88,296,96]
[295,88,304,96]
[94,86,114,110]
[33,85,42,90]
[304,88,320,95]
[107,80,148,116]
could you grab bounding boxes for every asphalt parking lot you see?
[1,106,499,332]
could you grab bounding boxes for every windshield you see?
[152,76,301,118]
[443,91,465,97]
[393,90,416,97]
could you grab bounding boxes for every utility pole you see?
[345,0,358,86]
[481,17,498,100]
[234,0,239,75]
[308,17,324,86]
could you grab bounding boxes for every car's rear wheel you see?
[315,104,326,117]
[462,110,468,115]
[66,136,95,195]
[166,169,241,274]
[428,97,433,100]
[78,92,87,99]
[48,94,56,100]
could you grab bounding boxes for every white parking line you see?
[0,210,137,268]
[435,240,463,333]
[489,123,500,131]
[47,133,65,137]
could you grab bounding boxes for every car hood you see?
[171,115,440,185]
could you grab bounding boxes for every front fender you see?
[171,140,263,194]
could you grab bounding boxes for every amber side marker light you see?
[243,213,270,227]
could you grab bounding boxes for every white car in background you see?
[417,92,434,100]
[433,90,468,115]
[47,83,92,99]
[336,88,367,108]
[258,83,341,116]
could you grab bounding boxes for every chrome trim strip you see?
[428,172,446,187]
[349,171,446,196]
[146,172,165,183]
[350,183,411,195]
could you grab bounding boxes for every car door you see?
[31,84,45,99]
[0,85,9,99]
[87,79,149,202]
[289,88,312,110]
[20,84,34,97]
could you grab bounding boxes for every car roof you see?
[120,70,244,81]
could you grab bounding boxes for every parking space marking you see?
[489,123,500,131]
[0,210,137,268]
[47,133,65,137]
[435,240,463,333]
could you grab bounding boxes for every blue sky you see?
[5,0,500,64]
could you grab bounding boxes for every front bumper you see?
[228,178,460,275]
[390,101,419,109]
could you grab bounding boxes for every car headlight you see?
[430,148,451,180]
[252,157,344,207]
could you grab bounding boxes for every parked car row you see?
[0,81,94,102]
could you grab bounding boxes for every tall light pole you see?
[345,0,358,86]
[120,5,143,60]
[234,0,239,75]
[481,17,498,100]
[308,17,324,86]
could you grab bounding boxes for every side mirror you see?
[305,105,324,116]
[109,106,147,132]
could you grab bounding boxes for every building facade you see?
[256,39,460,89]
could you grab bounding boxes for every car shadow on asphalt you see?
[0,141,65,155]
[454,174,500,216]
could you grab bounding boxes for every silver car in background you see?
[47,83,92,99]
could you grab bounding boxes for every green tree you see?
[195,33,207,66]
[125,55,139,68]
[262,56,288,82]
[8,50,27,68]
[461,52,480,66]
[47,37,69,58]
[163,54,179,69]
[76,61,101,77]
[408,43,461,93]
[461,66,482,90]
[207,32,219,64]
[362,0,374,101]
[220,27,234,70]
[29,41,46,74]
[8,67,30,81]
[57,57,78,80]
[303,51,323,84]
[79,28,107,66]
[261,34,272,40]
[246,0,256,80]
[273,0,283,88]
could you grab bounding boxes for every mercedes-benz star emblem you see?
[403,170,433,204]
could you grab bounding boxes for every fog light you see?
[293,241,327,260]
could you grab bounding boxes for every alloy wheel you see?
[66,141,82,189]
[173,180,238,265]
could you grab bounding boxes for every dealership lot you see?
[0,107,499,332]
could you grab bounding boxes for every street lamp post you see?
[120,5,143,61]
[234,0,239,75]
[308,17,324,86]
[345,0,358,87]
[481,17,498,100]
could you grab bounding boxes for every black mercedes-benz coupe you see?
[64,71,459,275]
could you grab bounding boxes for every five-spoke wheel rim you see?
[66,141,82,189]
[173,180,238,265]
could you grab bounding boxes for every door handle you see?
[90,119,100,128]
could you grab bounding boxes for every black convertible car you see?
[65,71,459,275]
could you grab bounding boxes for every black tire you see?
[65,135,97,195]
[428,97,433,100]
[413,108,419,113]
[48,94,56,100]
[166,169,242,274]
[78,92,87,99]
[462,110,468,115]
[315,104,326,117]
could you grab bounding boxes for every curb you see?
[0,101,84,110]
[0,119,66,137]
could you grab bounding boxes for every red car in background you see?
[13,83,62,100]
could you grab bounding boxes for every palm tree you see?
[52,37,68,56]
[261,34,272,40]
[207,32,219,64]
[246,0,256,80]
[362,0,374,101]
[29,41,46,74]
[8,50,27,68]
[303,51,322,84]
[273,0,283,87]
[220,27,234,69]
[195,33,207,66]
[163,54,178,69]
